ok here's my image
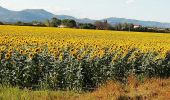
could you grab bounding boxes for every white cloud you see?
[126,0,135,4]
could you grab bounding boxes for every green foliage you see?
[78,23,96,29]
[0,85,79,100]
[0,22,4,25]
[50,18,61,27]
[15,21,25,26]
[0,49,169,91]
[61,19,77,28]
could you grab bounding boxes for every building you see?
[58,25,67,28]
[133,25,142,28]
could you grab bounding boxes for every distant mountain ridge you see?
[0,6,170,28]
[104,17,170,28]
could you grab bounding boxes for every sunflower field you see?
[0,25,169,91]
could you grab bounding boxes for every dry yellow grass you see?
[80,77,170,100]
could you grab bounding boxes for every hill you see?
[0,6,170,28]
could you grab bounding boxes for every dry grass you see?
[0,76,169,100]
[81,76,170,100]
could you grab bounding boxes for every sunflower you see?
[19,50,25,55]
[5,53,11,60]
[35,48,42,53]
[0,46,6,51]
[76,54,82,60]
[28,53,34,59]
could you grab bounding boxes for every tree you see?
[50,17,61,27]
[103,20,110,30]
[61,19,77,28]
[121,23,134,31]
[0,21,4,25]
[16,21,24,26]
[44,19,51,27]
[78,23,96,29]
[15,21,33,26]
[114,23,134,31]
[114,23,122,31]
[95,20,110,30]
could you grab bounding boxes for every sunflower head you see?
[28,53,34,59]
[0,46,6,51]
[5,53,11,60]
[35,48,42,53]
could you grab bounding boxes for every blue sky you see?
[0,0,169,22]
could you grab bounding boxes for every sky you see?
[0,0,169,22]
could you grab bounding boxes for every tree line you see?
[0,17,170,33]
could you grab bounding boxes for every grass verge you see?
[0,77,169,100]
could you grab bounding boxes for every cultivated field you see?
[0,25,170,99]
